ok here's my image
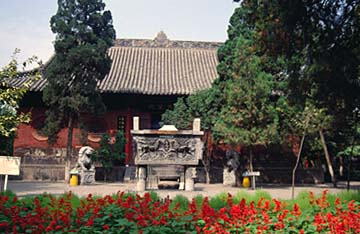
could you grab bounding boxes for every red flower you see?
[0,222,8,227]
[257,197,265,208]
[152,220,160,225]
[227,193,233,206]
[86,218,93,226]
[272,199,282,212]
[86,193,93,201]
[292,203,301,217]
[160,216,167,225]
[314,213,327,231]
[347,200,357,212]
[309,191,315,206]
[264,200,270,210]
[103,224,109,230]
[125,211,134,220]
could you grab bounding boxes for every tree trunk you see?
[347,153,352,191]
[205,168,211,184]
[249,147,255,190]
[347,135,356,190]
[292,133,306,199]
[339,156,344,177]
[203,132,212,184]
[202,154,211,184]
[319,129,337,187]
[249,147,253,172]
[65,115,74,182]
[196,131,211,184]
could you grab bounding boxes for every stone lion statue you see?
[225,149,240,172]
[75,146,95,171]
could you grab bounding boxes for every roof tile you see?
[10,32,220,95]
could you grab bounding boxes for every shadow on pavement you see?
[258,181,360,190]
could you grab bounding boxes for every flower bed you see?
[0,190,359,233]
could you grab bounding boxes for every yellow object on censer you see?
[242,176,250,188]
[70,174,78,186]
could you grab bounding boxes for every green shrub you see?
[233,190,253,204]
[336,190,360,202]
[193,194,204,209]
[284,190,313,210]
[62,192,81,208]
[170,195,189,213]
[0,190,16,198]
[209,192,229,210]
[253,190,272,201]
[149,191,161,202]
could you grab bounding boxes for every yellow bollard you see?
[70,174,78,186]
[242,176,250,188]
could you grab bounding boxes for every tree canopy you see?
[213,36,278,148]
[43,0,116,180]
[0,51,40,138]
[0,51,40,155]
[164,0,360,184]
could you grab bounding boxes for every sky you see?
[0,0,239,68]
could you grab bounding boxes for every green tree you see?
[91,131,126,181]
[233,0,360,186]
[213,33,279,190]
[0,50,40,155]
[289,102,335,197]
[161,5,260,184]
[43,0,116,181]
[337,109,360,189]
[162,97,193,129]
[113,130,126,165]
[162,4,282,185]
[162,86,222,131]
[277,1,359,186]
[162,87,223,183]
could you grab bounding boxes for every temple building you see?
[12,31,221,180]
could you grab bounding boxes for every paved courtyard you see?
[5,180,360,200]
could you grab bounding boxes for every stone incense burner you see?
[131,118,203,191]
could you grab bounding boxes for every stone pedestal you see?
[185,167,196,191]
[179,181,185,190]
[137,180,146,191]
[79,170,95,185]
[185,178,194,191]
[136,166,146,191]
[124,166,136,183]
[223,168,236,186]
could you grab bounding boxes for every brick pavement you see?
[6,180,360,200]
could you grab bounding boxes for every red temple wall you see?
[14,108,151,157]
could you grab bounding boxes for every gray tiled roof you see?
[11,32,221,95]
[9,71,47,92]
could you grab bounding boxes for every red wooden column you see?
[125,108,132,165]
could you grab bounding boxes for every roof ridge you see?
[114,37,222,50]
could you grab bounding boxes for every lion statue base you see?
[72,146,96,185]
